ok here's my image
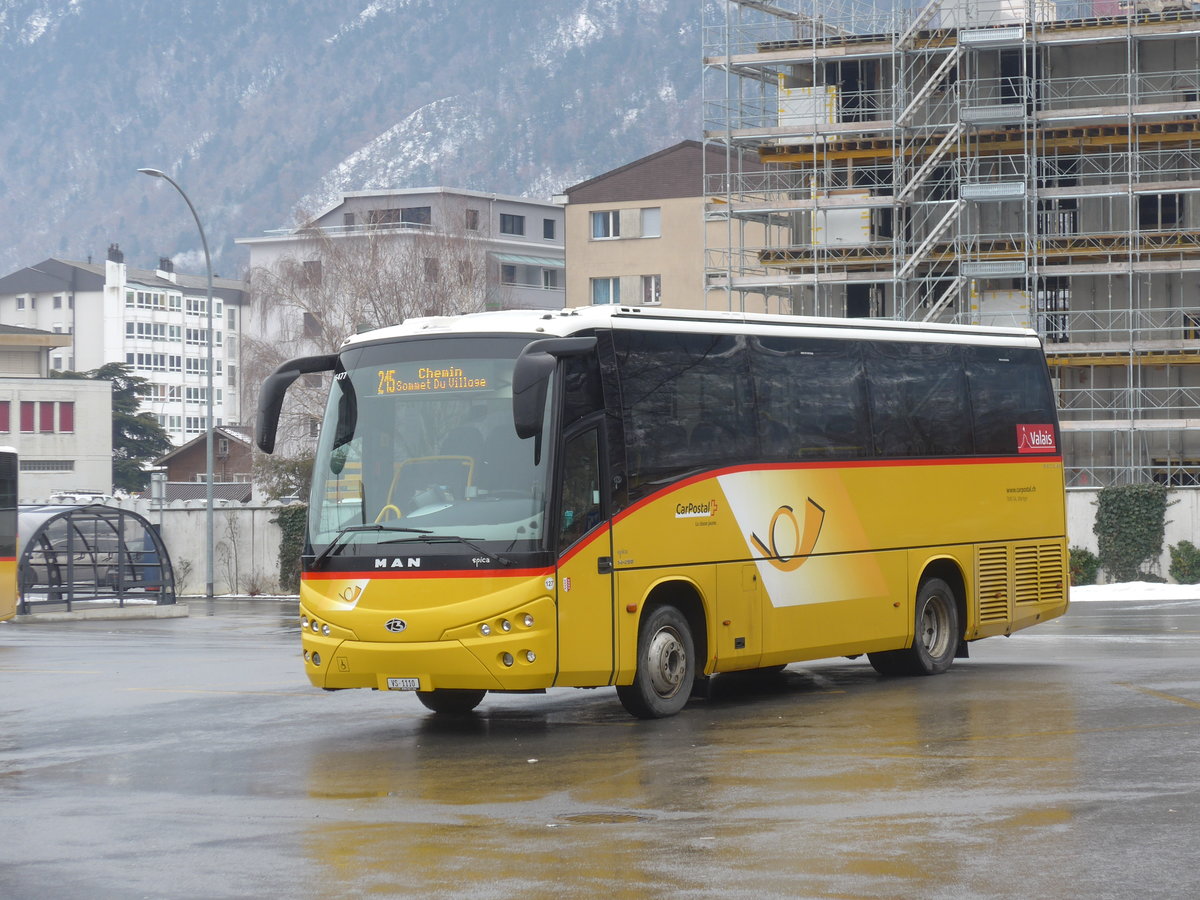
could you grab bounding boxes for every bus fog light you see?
[301,617,309,628]
[522,614,534,627]
[312,652,322,667]
[480,623,491,636]
[322,624,331,636]
[501,652,514,667]
[501,619,512,632]
[303,650,310,661]
[525,650,536,663]
[311,620,320,633]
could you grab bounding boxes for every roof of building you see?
[240,186,563,243]
[0,257,247,301]
[0,323,72,349]
[561,140,762,204]
[153,425,253,467]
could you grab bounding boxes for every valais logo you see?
[1017,424,1057,454]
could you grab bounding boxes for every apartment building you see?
[704,0,1200,486]
[559,140,781,311]
[0,324,112,498]
[237,187,565,312]
[0,247,247,447]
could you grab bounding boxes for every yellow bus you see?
[0,447,17,623]
[257,306,1068,718]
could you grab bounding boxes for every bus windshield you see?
[307,335,549,557]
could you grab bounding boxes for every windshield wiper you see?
[310,524,432,569]
[380,533,515,567]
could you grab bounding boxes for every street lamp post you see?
[138,167,215,601]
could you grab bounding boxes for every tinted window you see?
[614,330,754,488]
[965,346,1057,455]
[751,336,870,460]
[865,341,972,457]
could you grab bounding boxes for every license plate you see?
[386,677,421,691]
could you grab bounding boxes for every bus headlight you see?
[522,614,534,627]
[501,652,514,667]
[501,619,512,632]
[480,623,492,636]
[525,650,536,663]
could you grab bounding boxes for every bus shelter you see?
[16,505,176,613]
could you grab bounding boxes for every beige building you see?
[0,325,112,499]
[560,140,780,312]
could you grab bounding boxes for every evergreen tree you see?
[53,363,173,492]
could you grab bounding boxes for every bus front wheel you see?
[617,605,696,719]
[415,688,486,714]
[868,577,960,677]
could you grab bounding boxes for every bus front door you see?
[552,424,615,687]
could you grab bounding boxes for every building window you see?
[641,274,662,305]
[227,307,237,330]
[466,208,480,231]
[543,218,556,240]
[227,365,237,388]
[20,401,35,433]
[401,206,431,227]
[52,357,64,370]
[591,277,621,305]
[641,207,661,238]
[302,312,323,337]
[343,212,356,229]
[19,459,75,472]
[301,259,322,286]
[59,402,74,432]
[501,264,517,285]
[16,297,24,310]
[0,401,9,432]
[53,295,63,309]
[543,269,559,290]
[39,402,55,433]
[500,213,525,235]
[592,210,620,239]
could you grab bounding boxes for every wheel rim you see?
[646,626,687,699]
[919,594,952,659]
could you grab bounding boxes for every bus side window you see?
[865,341,971,458]
[965,347,1057,455]
[559,427,603,550]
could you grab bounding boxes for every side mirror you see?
[256,354,338,453]
[511,337,598,440]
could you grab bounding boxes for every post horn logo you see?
[750,498,826,572]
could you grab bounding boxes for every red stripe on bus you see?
[302,567,553,582]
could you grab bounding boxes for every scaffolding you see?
[704,0,1200,486]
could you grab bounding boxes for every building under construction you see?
[703,0,1200,486]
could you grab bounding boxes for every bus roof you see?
[342,305,1043,350]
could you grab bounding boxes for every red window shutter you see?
[40,402,55,432]
[20,401,35,432]
[0,401,9,432]
[59,401,75,433]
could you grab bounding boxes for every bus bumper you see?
[301,627,557,692]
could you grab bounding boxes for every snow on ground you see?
[1071,582,1200,602]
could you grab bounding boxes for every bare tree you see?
[244,195,504,476]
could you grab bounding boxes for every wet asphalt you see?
[1,595,1198,899]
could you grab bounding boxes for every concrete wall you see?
[1068,486,1200,582]
[28,498,299,596]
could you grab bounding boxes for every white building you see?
[0,246,247,446]
[0,324,112,499]
[236,187,566,312]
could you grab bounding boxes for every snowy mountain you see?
[0,0,705,276]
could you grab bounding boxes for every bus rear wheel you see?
[868,577,960,677]
[415,688,487,714]
[617,605,696,719]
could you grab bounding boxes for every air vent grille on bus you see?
[1013,544,1041,605]
[977,545,1010,622]
[1037,542,1066,607]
